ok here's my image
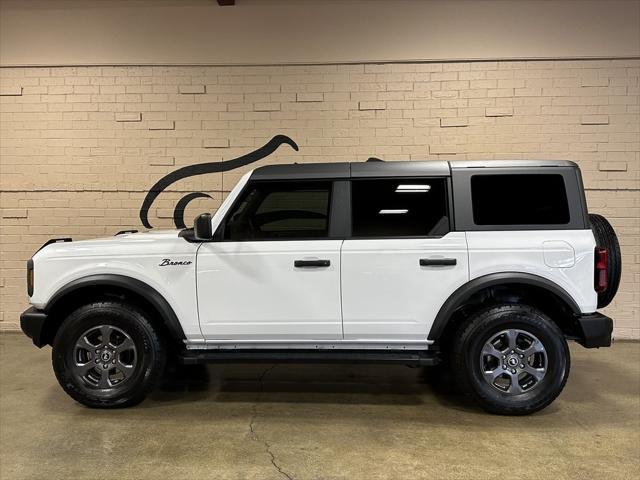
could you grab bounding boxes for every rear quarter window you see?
[471,174,570,225]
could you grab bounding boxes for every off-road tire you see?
[451,304,570,415]
[589,213,622,308]
[52,301,166,408]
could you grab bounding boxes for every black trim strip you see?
[35,238,72,253]
[329,180,351,238]
[179,349,440,366]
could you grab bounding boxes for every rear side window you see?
[471,174,570,225]
[351,178,449,237]
[223,181,331,240]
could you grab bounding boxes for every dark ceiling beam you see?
[217,0,235,5]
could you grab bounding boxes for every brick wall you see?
[1,60,638,338]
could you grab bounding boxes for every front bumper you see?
[575,312,613,348]
[20,306,49,348]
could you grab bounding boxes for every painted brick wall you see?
[1,60,638,338]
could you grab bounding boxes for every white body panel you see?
[196,240,343,341]
[341,232,469,341]
[30,230,203,340]
[466,230,597,313]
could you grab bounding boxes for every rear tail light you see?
[594,248,608,293]
[27,259,34,297]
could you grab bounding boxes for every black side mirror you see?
[194,213,213,241]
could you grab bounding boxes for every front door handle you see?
[294,259,331,268]
[420,258,457,267]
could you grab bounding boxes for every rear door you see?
[341,177,469,342]
[197,180,343,341]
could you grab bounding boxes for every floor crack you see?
[249,365,294,480]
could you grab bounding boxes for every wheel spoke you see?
[100,325,112,347]
[483,367,505,385]
[115,337,135,354]
[97,369,111,388]
[73,361,95,376]
[505,329,518,350]
[117,358,134,371]
[508,373,524,394]
[76,335,96,352]
[524,365,546,381]
[482,342,505,360]
[522,340,545,357]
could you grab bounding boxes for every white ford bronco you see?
[20,159,620,414]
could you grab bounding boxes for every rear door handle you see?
[420,258,457,266]
[294,259,331,268]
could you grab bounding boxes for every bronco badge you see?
[159,259,192,267]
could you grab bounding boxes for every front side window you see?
[223,181,331,240]
[351,178,449,237]
[471,174,570,225]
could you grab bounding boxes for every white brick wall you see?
[1,59,638,337]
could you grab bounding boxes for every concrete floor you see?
[0,333,638,480]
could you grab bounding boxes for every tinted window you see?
[351,178,449,237]
[223,181,331,240]
[471,174,570,225]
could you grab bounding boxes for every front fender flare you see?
[45,274,186,342]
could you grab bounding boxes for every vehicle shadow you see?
[145,346,639,423]
[37,344,636,427]
[148,362,467,408]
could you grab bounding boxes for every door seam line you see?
[339,239,345,340]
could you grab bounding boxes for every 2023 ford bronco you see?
[20,159,620,415]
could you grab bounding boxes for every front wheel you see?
[451,304,570,415]
[52,301,166,408]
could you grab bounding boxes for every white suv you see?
[20,159,620,414]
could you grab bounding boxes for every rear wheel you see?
[451,304,570,415]
[52,301,166,408]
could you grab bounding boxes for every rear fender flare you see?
[428,272,581,341]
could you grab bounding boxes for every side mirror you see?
[194,213,213,241]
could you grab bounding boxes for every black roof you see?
[251,160,450,180]
[250,159,578,180]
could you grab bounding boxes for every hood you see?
[32,230,184,260]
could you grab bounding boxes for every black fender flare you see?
[427,272,582,341]
[45,274,186,342]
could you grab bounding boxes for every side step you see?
[178,349,440,366]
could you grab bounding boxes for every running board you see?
[178,349,440,366]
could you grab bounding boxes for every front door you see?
[340,177,469,342]
[197,180,343,341]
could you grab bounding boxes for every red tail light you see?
[594,248,608,293]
